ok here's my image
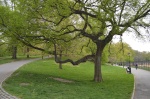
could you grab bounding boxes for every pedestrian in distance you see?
[135,63,138,70]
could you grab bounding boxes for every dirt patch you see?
[20,83,30,86]
[49,77,74,83]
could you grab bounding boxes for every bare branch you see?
[80,39,91,54]
[135,9,150,21]
[118,0,126,25]
[74,9,97,18]
[17,37,52,54]
[129,26,142,36]
[120,9,150,27]
[118,37,125,54]
[79,12,93,30]
[35,9,68,26]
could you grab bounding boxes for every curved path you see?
[0,59,40,99]
[0,60,150,99]
[131,68,150,99]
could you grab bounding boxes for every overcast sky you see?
[113,33,150,52]
[123,35,150,52]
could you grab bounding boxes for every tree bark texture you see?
[12,45,17,59]
[59,50,63,69]
[26,47,30,58]
[94,43,104,82]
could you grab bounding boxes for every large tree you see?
[1,0,150,82]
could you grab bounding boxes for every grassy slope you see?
[3,58,134,99]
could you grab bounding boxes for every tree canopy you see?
[0,0,150,82]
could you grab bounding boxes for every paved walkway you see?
[131,68,150,99]
[0,59,39,99]
[0,61,150,99]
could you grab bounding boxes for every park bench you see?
[126,67,131,74]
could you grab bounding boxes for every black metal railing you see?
[115,61,150,71]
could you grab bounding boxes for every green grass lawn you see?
[0,56,16,64]
[3,58,134,99]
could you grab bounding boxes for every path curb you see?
[0,58,41,99]
[131,73,135,99]
[0,85,18,99]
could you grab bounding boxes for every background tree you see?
[134,51,150,61]
[109,42,134,63]
[0,35,9,57]
[1,0,150,82]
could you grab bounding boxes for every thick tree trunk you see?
[94,43,104,82]
[12,45,17,59]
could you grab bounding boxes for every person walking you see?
[135,63,138,70]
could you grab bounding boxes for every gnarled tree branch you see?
[54,43,95,65]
